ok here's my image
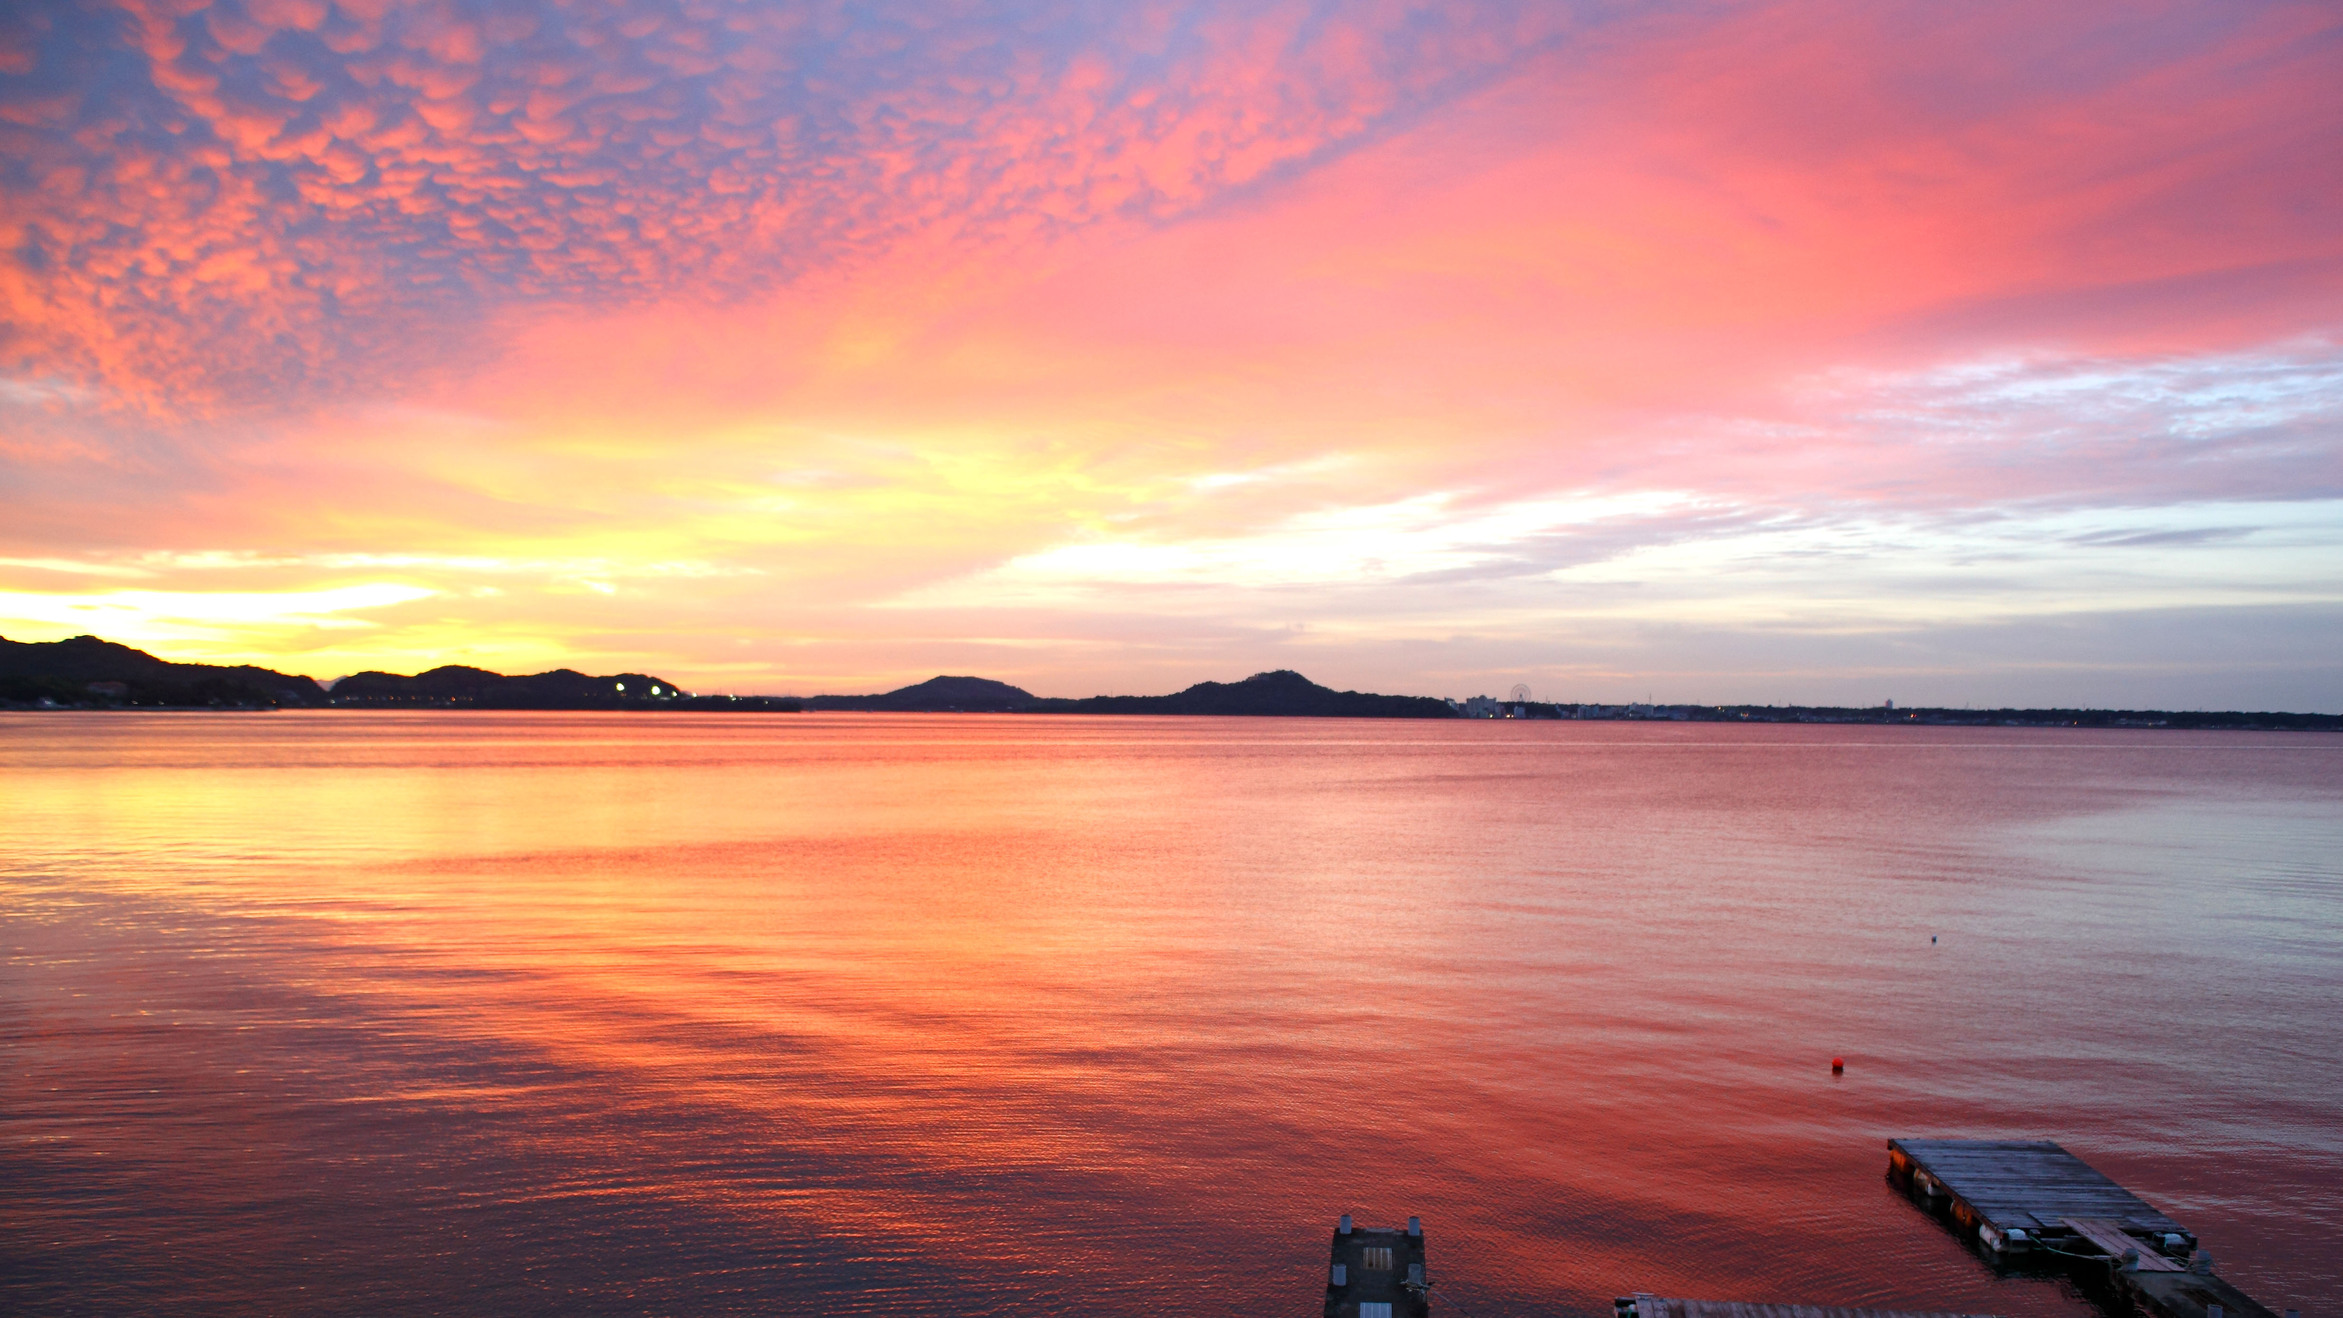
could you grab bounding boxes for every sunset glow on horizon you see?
[5,0,2340,706]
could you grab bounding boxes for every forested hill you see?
[801,675,1039,711]
[1039,669,1457,718]
[0,635,799,710]
[27,638,2319,725]
[332,665,686,708]
[798,668,1457,717]
[1,634,326,707]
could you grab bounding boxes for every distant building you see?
[85,681,128,699]
[1461,696,1501,718]
[1325,1215,1429,1318]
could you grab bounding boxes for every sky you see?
[2,0,2339,707]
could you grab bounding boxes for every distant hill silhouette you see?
[0,634,799,711]
[3,642,1449,717]
[24,634,2325,725]
[1,634,325,707]
[335,664,677,709]
[1043,669,1457,718]
[328,664,802,709]
[801,668,1455,717]
[802,675,1037,712]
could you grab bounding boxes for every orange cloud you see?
[1,0,2338,706]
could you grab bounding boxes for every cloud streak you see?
[1,0,2338,707]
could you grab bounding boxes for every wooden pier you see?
[1888,1137,2190,1256]
[1888,1138,2285,1318]
[1618,1296,1999,1318]
[1325,1214,1430,1318]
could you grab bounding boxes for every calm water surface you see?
[4,713,2339,1316]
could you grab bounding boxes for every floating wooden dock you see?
[1888,1137,2191,1256]
[1324,1214,1429,1318]
[1618,1296,2000,1318]
[1888,1138,2286,1318]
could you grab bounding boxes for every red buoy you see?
[1831,1057,1845,1073]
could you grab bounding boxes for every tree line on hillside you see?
[0,634,795,711]
[6,634,2336,727]
[798,669,1455,717]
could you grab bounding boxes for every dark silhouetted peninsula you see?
[804,668,1456,717]
[1044,668,1456,718]
[2,634,326,708]
[334,665,706,709]
[1491,699,2342,731]
[0,635,797,711]
[7,635,2336,727]
[802,675,1039,712]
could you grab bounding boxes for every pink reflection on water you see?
[3,714,2338,1315]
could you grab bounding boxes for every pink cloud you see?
[1,0,2337,704]
[2,0,1572,407]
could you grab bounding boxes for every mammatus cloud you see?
[2,0,1577,404]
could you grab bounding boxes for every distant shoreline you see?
[5,633,2337,727]
[9,705,2340,731]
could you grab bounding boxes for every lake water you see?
[3,713,2338,1316]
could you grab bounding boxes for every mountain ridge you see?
[1,633,327,708]
[1043,668,1456,718]
[798,668,1456,717]
[8,635,2338,726]
[801,675,1037,712]
[0,635,794,710]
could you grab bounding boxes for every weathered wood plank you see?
[1633,1295,2000,1318]
[2125,1269,2283,1318]
[1889,1138,2187,1235]
[1887,1139,2288,1318]
[2063,1218,2183,1271]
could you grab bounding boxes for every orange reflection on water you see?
[4,712,2339,1315]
